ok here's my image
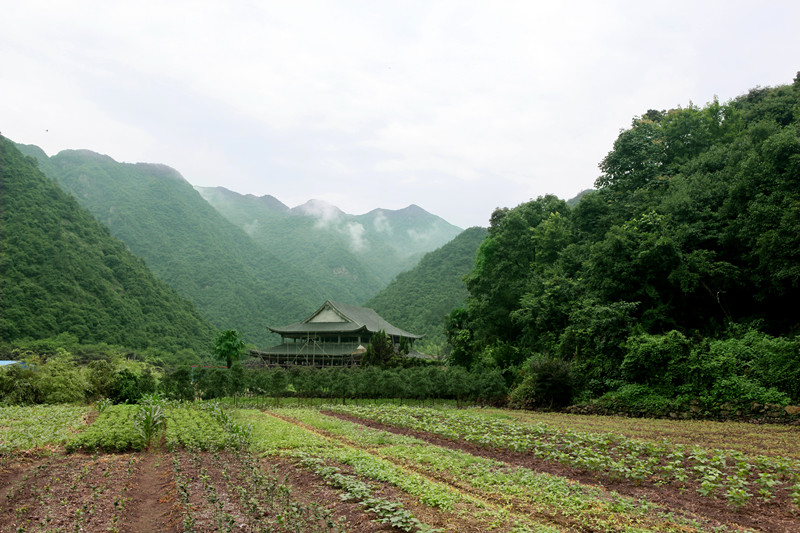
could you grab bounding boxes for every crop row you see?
[0,404,89,455]
[328,404,800,510]
[1,451,139,531]
[237,409,468,532]
[504,409,800,460]
[62,399,251,453]
[170,448,346,532]
[66,404,145,452]
[282,408,716,532]
[165,405,247,451]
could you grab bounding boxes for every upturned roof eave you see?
[267,300,424,339]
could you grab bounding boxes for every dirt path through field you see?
[120,451,179,533]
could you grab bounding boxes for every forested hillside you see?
[16,146,324,347]
[0,137,215,352]
[448,75,800,409]
[195,187,386,303]
[196,187,463,297]
[367,227,488,355]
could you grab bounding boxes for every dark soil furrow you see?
[325,410,800,533]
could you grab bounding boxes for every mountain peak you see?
[57,148,116,164]
[134,162,187,183]
[291,199,345,221]
[196,186,289,212]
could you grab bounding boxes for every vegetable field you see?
[1,403,798,532]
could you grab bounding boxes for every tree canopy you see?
[447,75,800,407]
[213,329,246,369]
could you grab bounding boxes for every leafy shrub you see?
[508,376,538,409]
[0,363,39,404]
[509,356,574,409]
[595,384,675,416]
[32,350,88,404]
[702,330,800,402]
[621,330,691,389]
[704,376,790,407]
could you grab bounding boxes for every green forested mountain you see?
[194,187,385,303]
[16,146,324,347]
[196,187,463,297]
[367,226,487,354]
[0,136,215,352]
[449,75,800,406]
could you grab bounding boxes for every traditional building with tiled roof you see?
[249,300,423,367]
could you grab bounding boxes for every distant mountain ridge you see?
[16,144,325,347]
[15,145,463,347]
[366,226,488,354]
[196,186,463,295]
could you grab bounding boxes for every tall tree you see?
[213,329,245,369]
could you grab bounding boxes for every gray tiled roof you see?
[268,300,423,339]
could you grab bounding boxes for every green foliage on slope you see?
[0,137,214,352]
[195,187,386,303]
[196,187,463,300]
[367,227,488,355]
[17,147,326,347]
[448,75,800,406]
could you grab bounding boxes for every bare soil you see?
[119,450,180,533]
[0,448,410,532]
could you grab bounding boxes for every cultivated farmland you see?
[1,402,798,532]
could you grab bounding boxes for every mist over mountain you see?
[196,186,463,296]
[16,144,324,347]
[14,145,463,347]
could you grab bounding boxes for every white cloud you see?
[294,199,343,228]
[346,221,367,252]
[372,211,393,235]
[2,1,799,228]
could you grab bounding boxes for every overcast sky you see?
[2,1,798,228]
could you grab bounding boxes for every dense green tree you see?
[160,366,196,401]
[110,368,155,404]
[448,75,800,407]
[213,330,246,369]
[362,330,396,367]
[87,359,116,400]
[198,368,231,400]
[269,367,289,405]
[464,196,570,349]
